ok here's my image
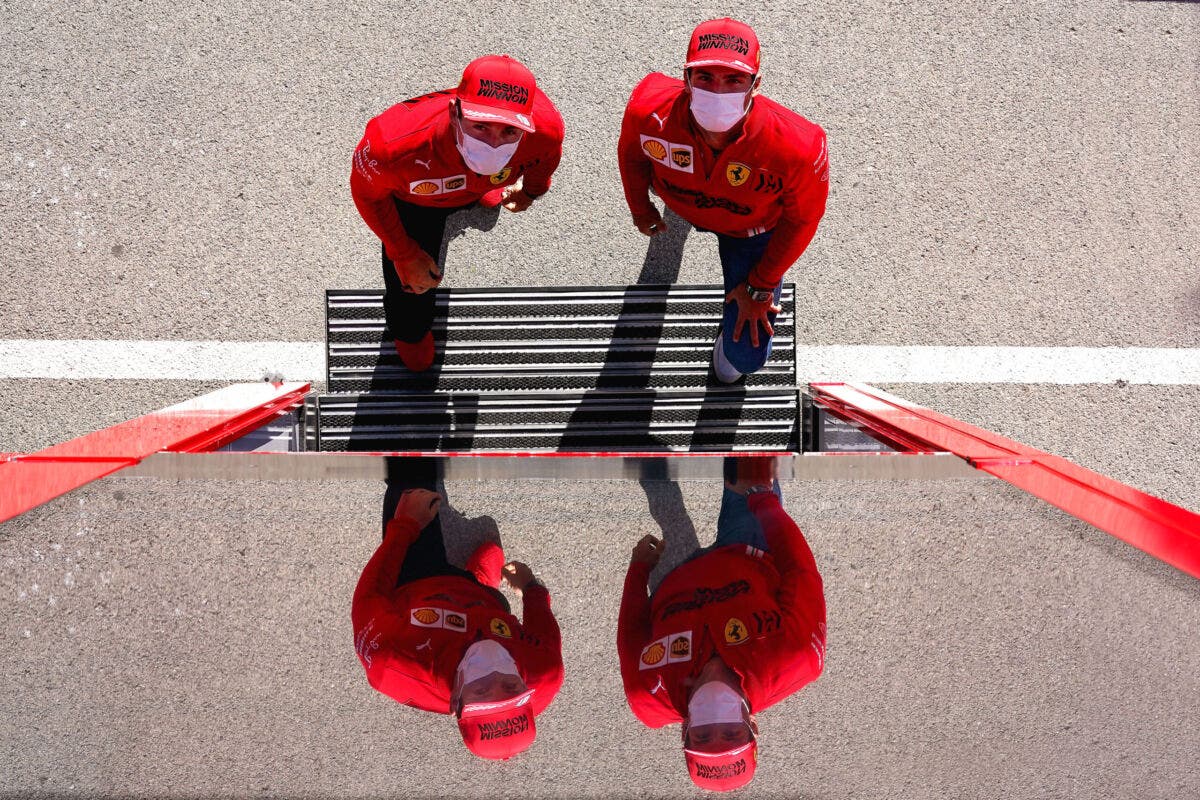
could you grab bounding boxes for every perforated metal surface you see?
[308,388,800,452]
[325,285,796,394]
[315,285,799,453]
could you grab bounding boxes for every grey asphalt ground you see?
[2,1,1198,798]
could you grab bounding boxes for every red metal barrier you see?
[0,382,310,524]
[809,383,1200,579]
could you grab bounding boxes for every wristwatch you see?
[744,484,774,496]
[745,282,773,303]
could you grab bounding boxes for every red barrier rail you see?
[809,383,1200,579]
[0,382,310,524]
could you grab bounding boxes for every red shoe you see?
[735,456,777,487]
[479,187,505,209]
[394,332,435,372]
[467,541,505,588]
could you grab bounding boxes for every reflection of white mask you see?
[454,118,520,176]
[689,86,751,133]
[687,681,749,727]
[456,639,521,686]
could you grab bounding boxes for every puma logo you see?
[649,675,665,695]
[415,638,432,651]
[650,112,666,130]
[414,158,432,170]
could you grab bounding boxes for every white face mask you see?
[454,116,520,176]
[687,681,749,728]
[456,639,521,686]
[689,86,751,133]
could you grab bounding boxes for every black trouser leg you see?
[381,459,475,587]
[380,200,464,343]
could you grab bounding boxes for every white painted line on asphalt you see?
[796,345,1200,385]
[0,340,324,381]
[1,340,1199,384]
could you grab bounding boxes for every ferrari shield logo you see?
[726,163,750,187]
[489,618,512,638]
[724,617,749,645]
[489,167,512,185]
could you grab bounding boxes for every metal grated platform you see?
[311,284,799,453]
[325,285,795,393]
[306,388,801,452]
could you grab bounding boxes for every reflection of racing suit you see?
[617,73,828,289]
[352,516,563,715]
[350,88,564,266]
[617,492,826,726]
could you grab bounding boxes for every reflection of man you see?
[352,486,562,759]
[618,18,829,383]
[350,54,564,372]
[617,460,827,791]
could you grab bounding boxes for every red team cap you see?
[457,687,538,760]
[456,54,538,133]
[684,18,761,75]
[684,739,758,792]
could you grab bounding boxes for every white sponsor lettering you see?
[353,140,381,183]
[355,617,383,668]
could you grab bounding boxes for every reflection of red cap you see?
[684,740,758,792]
[456,54,537,133]
[457,688,537,760]
[684,18,761,75]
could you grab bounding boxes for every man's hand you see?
[393,489,442,529]
[635,208,668,237]
[500,186,536,213]
[502,561,537,592]
[631,534,664,566]
[394,249,442,294]
[725,284,781,348]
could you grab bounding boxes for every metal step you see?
[325,284,796,393]
[307,388,800,453]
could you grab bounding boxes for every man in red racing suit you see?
[351,54,564,372]
[617,458,827,791]
[618,18,829,384]
[352,479,563,760]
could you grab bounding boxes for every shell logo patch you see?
[412,608,439,625]
[639,135,693,173]
[642,139,667,160]
[408,175,468,196]
[724,617,749,645]
[489,167,512,185]
[489,618,512,638]
[641,642,666,666]
[726,163,750,187]
[640,631,693,669]
[410,606,467,632]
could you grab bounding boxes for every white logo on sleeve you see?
[353,140,382,183]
